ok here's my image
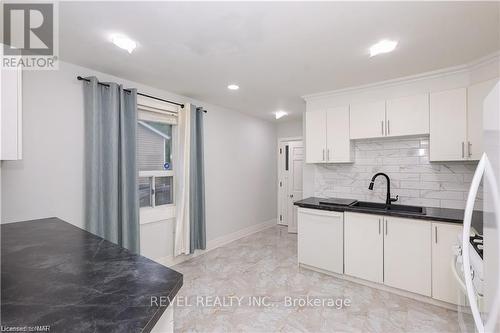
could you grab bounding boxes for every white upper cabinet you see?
[430,88,468,161]
[386,93,429,137]
[349,100,386,139]
[305,105,351,163]
[467,78,498,160]
[326,106,352,163]
[383,216,432,297]
[305,109,327,163]
[1,65,23,160]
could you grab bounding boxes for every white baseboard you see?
[156,218,276,267]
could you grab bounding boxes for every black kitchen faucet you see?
[368,173,399,206]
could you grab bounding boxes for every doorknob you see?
[289,194,294,198]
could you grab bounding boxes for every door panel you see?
[298,208,344,274]
[467,79,498,160]
[326,106,352,162]
[344,212,384,283]
[431,223,464,305]
[349,101,386,139]
[305,109,326,163]
[430,88,467,161]
[384,217,431,296]
[386,93,429,137]
[277,143,288,225]
[287,142,303,233]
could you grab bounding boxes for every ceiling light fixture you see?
[275,111,288,119]
[227,84,239,90]
[111,34,137,54]
[369,39,398,57]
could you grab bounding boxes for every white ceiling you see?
[59,1,500,121]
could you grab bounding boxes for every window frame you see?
[137,96,179,224]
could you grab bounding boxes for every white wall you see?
[1,61,277,262]
[276,118,303,138]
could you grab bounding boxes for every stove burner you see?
[470,234,484,259]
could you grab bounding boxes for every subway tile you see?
[421,173,464,182]
[439,200,466,210]
[382,156,420,165]
[420,190,464,200]
[400,181,440,190]
[314,135,479,210]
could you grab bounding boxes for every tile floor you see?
[173,225,471,332]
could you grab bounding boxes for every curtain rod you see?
[77,76,207,112]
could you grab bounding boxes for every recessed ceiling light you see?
[369,39,398,57]
[111,34,137,54]
[227,84,239,90]
[275,111,288,119]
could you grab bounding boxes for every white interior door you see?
[277,142,288,225]
[287,141,303,233]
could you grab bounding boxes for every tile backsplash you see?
[314,136,481,210]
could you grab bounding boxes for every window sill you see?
[140,205,176,225]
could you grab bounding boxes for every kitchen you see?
[1,2,500,332]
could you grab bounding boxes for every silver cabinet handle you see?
[385,220,388,235]
[387,120,390,135]
[381,121,384,136]
[378,219,381,234]
[468,141,472,158]
[435,226,438,243]
[462,142,465,158]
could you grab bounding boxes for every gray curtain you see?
[83,77,140,253]
[189,105,206,253]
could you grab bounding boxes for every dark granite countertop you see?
[294,197,483,229]
[1,218,183,333]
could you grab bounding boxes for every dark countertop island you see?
[294,197,483,230]
[1,218,183,333]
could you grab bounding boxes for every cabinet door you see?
[467,79,498,160]
[384,217,431,296]
[386,93,429,137]
[305,109,326,163]
[344,212,383,283]
[430,88,467,161]
[326,106,352,163]
[432,223,464,305]
[349,101,386,139]
[297,208,344,274]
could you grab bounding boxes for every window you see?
[137,96,178,213]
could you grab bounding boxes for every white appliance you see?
[458,81,500,333]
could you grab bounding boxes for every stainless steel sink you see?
[350,201,426,214]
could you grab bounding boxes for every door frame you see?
[277,136,303,226]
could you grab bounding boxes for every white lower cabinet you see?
[344,212,384,284]
[297,208,343,274]
[384,217,432,296]
[300,209,462,302]
[431,223,463,305]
